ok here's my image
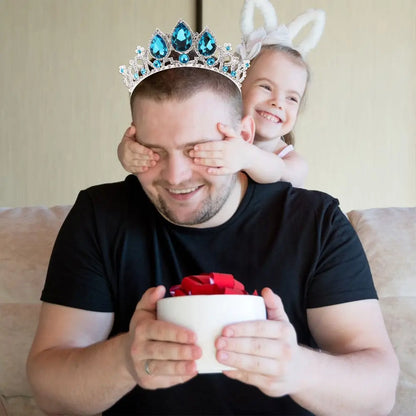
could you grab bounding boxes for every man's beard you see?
[154,175,237,226]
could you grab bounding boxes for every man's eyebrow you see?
[256,77,272,83]
[136,139,162,149]
[136,137,219,149]
[135,137,163,149]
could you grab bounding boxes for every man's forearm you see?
[291,346,399,416]
[27,333,135,415]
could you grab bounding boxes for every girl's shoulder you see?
[275,144,294,158]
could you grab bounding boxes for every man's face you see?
[132,89,243,227]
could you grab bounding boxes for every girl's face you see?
[241,49,308,143]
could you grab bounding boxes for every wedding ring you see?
[144,359,152,375]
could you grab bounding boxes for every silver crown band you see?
[119,20,250,94]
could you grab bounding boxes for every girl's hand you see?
[118,126,159,174]
[189,123,252,175]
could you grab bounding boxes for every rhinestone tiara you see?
[119,20,250,94]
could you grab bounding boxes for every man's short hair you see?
[130,68,243,127]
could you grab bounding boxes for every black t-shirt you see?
[42,175,377,415]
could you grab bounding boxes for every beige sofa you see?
[0,205,415,416]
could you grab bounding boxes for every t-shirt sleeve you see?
[306,201,378,308]
[41,190,114,312]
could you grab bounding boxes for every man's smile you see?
[165,185,203,200]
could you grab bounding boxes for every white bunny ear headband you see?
[236,0,326,60]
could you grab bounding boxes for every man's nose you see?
[163,152,193,185]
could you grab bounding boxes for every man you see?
[27,21,398,415]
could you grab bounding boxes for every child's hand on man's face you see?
[118,125,159,174]
[189,123,253,175]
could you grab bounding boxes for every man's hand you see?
[118,125,159,174]
[125,286,202,390]
[215,287,303,397]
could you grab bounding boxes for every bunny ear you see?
[240,0,278,38]
[287,9,326,56]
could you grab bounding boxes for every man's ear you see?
[240,115,255,144]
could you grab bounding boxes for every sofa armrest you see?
[347,207,416,416]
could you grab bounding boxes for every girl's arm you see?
[276,148,308,187]
[190,123,308,187]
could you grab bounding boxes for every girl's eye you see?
[288,96,299,103]
[260,84,272,91]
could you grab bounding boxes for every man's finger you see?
[135,285,166,313]
[221,319,287,339]
[145,319,199,345]
[262,287,289,323]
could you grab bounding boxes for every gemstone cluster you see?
[119,20,250,94]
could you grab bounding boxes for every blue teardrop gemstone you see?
[198,31,216,56]
[150,34,168,59]
[172,22,193,52]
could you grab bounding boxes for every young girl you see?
[117,1,325,188]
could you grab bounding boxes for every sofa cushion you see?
[0,206,71,303]
[0,303,41,397]
[0,206,71,415]
[348,207,416,416]
[0,395,45,416]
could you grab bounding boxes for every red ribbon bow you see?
[169,272,258,296]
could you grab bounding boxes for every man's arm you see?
[294,299,399,415]
[27,286,201,415]
[216,288,399,416]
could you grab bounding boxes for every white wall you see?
[1,0,415,212]
[0,0,195,207]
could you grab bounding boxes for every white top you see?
[277,144,294,158]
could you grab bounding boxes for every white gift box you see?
[157,294,266,373]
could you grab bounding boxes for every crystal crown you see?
[119,20,250,94]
